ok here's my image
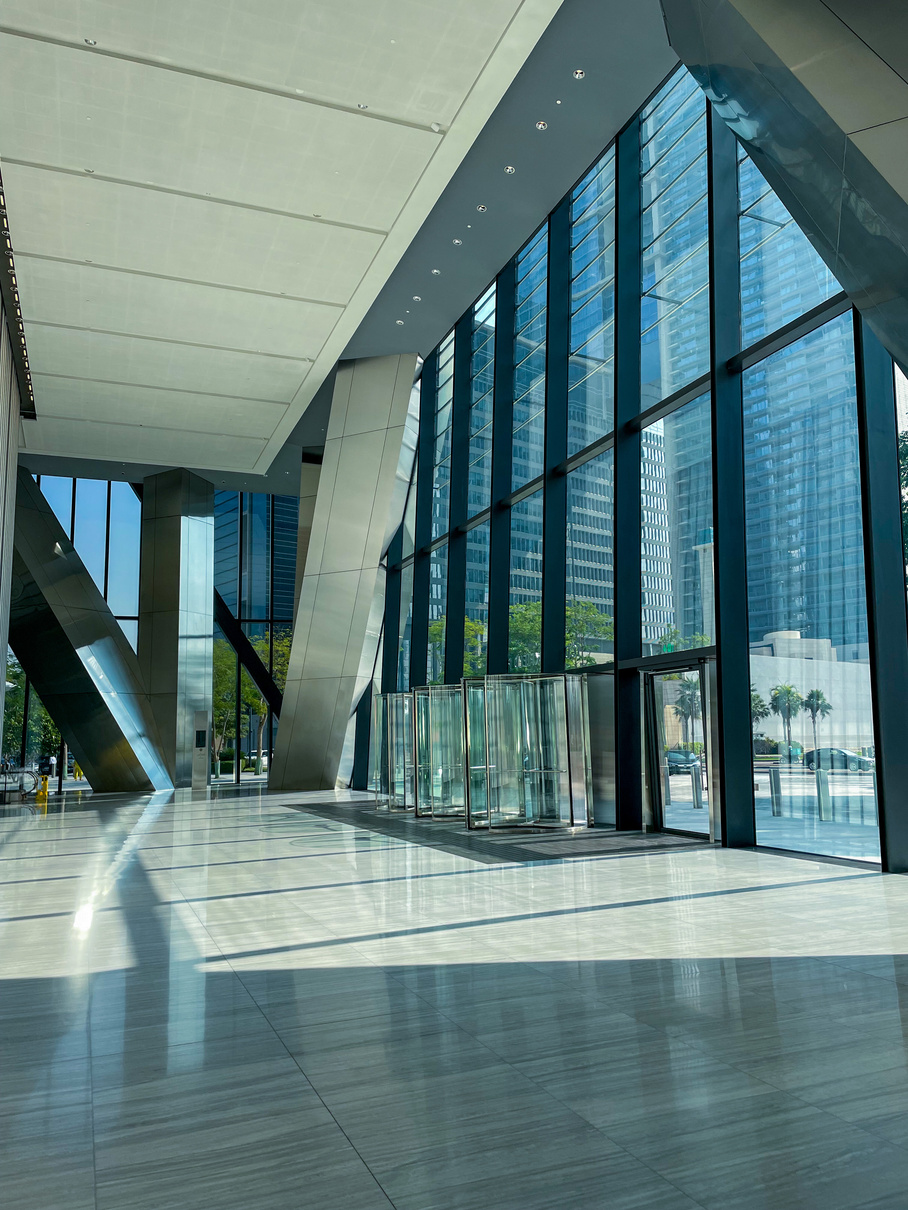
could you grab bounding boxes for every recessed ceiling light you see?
[412,295,422,302]
[357,103,368,110]
[476,204,487,212]
[312,213,322,218]
[84,168,94,173]
[467,224,472,229]
[504,165,515,174]
[536,120,547,130]
[84,38,97,45]
[555,100,562,105]
[452,238,462,246]
[430,122,441,133]
[431,269,441,276]
[573,69,585,79]
[396,319,405,325]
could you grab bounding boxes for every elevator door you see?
[646,663,716,838]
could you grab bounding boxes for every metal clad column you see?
[708,107,755,847]
[12,470,171,792]
[0,311,19,753]
[271,354,418,791]
[487,261,517,675]
[613,116,644,831]
[854,317,908,873]
[138,468,214,789]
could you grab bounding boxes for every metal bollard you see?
[816,768,832,821]
[769,766,782,816]
[663,763,671,807]
[691,763,703,809]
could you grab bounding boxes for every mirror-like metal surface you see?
[138,469,214,789]
[271,354,418,791]
[661,0,908,370]
[586,671,616,826]
[10,469,171,792]
[0,307,20,755]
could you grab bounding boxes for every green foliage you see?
[672,676,702,746]
[750,690,770,732]
[3,652,60,762]
[240,629,293,773]
[770,683,803,755]
[655,627,711,653]
[802,688,833,751]
[212,638,237,762]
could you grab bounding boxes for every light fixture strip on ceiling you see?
[0,166,36,419]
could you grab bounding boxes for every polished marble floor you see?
[4,786,908,1209]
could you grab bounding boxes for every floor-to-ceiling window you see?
[379,62,899,865]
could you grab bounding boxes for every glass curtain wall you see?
[380,62,896,865]
[213,490,298,782]
[4,475,141,770]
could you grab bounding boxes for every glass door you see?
[645,663,714,837]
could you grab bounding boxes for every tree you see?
[750,690,769,735]
[672,676,701,747]
[770,684,803,757]
[3,652,25,761]
[241,629,293,774]
[427,617,447,684]
[803,688,832,753]
[565,601,613,668]
[212,638,237,766]
[507,601,543,672]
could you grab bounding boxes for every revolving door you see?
[464,674,592,829]
[371,691,415,810]
[414,684,465,818]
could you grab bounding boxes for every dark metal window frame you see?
[377,63,906,870]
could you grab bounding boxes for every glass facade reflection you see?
[381,63,902,866]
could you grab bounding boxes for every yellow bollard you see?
[36,775,49,812]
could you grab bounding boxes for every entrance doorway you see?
[644,660,719,839]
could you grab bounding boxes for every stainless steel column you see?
[270,354,418,791]
[138,469,214,789]
[11,470,171,792]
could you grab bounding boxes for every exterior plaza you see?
[2,2,908,1207]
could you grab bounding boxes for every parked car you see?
[665,749,701,775]
[803,747,874,773]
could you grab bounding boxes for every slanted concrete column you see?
[271,354,418,791]
[138,469,213,788]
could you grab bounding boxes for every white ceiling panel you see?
[1,0,564,470]
[25,414,268,470]
[31,375,288,435]
[16,258,339,359]
[25,327,305,402]
[0,36,439,229]
[4,164,383,301]
[0,0,529,127]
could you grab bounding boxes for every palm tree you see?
[770,684,803,759]
[673,676,701,748]
[803,689,832,754]
[750,691,769,734]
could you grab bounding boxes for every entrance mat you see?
[286,800,711,866]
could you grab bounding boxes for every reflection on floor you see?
[3,785,908,1209]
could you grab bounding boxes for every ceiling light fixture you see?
[412,295,421,302]
[556,100,562,105]
[396,319,405,325]
[535,120,547,130]
[504,165,515,174]
[357,103,368,109]
[476,204,487,212]
[431,269,441,275]
[573,69,585,79]
[84,38,97,45]
[0,168,34,417]
[430,122,441,133]
[84,168,94,173]
[452,238,462,246]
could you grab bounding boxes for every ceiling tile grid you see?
[0,0,562,471]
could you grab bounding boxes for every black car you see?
[665,749,701,774]
[803,747,874,773]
